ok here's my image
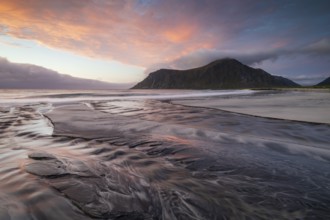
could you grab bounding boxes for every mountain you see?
[0,57,131,90]
[132,58,300,89]
[316,77,330,87]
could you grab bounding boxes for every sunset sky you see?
[0,0,329,86]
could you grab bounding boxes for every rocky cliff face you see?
[132,58,300,89]
[316,77,330,87]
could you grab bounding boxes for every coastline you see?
[0,89,330,219]
[172,90,330,124]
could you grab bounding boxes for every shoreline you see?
[172,90,330,124]
[1,90,330,219]
[170,100,330,126]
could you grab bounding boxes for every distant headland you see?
[132,58,301,89]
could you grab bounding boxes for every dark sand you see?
[0,90,330,219]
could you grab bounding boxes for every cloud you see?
[143,49,283,73]
[302,38,330,55]
[0,0,215,66]
[145,37,330,73]
[0,0,329,78]
[0,57,132,89]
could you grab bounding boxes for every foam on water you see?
[0,89,256,106]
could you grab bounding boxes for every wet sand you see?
[173,90,330,124]
[0,90,330,219]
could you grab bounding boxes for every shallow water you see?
[0,90,330,219]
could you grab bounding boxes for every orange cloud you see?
[163,25,196,43]
[1,0,327,76]
[0,0,217,67]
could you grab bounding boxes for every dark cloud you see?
[144,50,281,74]
[146,37,330,75]
[141,0,330,82]
[0,0,329,83]
[144,36,330,86]
[302,38,330,55]
[1,0,329,66]
[0,57,132,89]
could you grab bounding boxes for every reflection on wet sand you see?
[0,95,330,219]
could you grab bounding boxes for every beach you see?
[173,89,330,124]
[0,89,330,219]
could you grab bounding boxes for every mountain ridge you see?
[0,57,131,90]
[132,58,300,89]
[316,76,330,87]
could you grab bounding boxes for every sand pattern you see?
[0,97,330,219]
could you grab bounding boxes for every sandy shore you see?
[0,90,330,219]
[173,90,330,124]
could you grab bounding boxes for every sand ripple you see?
[0,100,330,219]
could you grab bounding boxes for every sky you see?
[0,0,330,86]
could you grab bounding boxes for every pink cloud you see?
[0,0,219,67]
[1,0,329,74]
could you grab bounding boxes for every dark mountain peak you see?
[155,68,174,73]
[207,57,241,65]
[132,58,300,89]
[316,76,330,87]
[201,58,243,69]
